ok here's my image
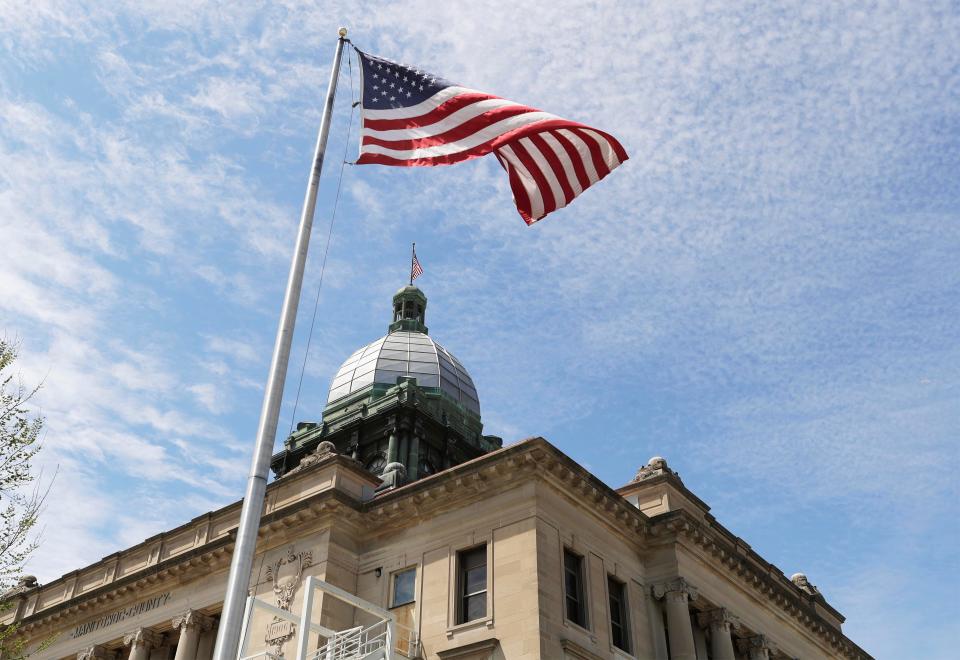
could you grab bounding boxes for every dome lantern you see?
[389,285,428,334]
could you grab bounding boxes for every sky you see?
[1,1,958,657]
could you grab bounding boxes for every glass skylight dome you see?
[327,331,480,416]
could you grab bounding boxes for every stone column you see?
[77,645,111,660]
[386,428,398,464]
[697,608,738,660]
[652,578,698,660]
[408,431,421,480]
[737,634,777,660]
[123,628,162,660]
[172,610,213,660]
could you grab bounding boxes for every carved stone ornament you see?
[172,609,213,632]
[264,546,313,653]
[123,627,162,649]
[737,634,777,660]
[2,574,38,599]
[652,576,699,602]
[633,456,670,482]
[286,441,337,476]
[77,645,111,660]
[790,572,821,596]
[697,607,738,633]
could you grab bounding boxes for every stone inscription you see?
[70,593,172,639]
[265,620,294,645]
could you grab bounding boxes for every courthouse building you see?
[1,287,872,660]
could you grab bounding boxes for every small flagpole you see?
[212,27,350,660]
[410,242,416,285]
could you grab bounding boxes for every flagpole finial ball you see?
[338,27,348,37]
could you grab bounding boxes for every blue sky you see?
[1,2,958,657]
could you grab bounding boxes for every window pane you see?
[458,546,487,623]
[465,565,486,595]
[464,593,486,621]
[608,576,628,652]
[392,568,416,607]
[563,550,586,627]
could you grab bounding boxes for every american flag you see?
[410,249,423,282]
[355,48,628,225]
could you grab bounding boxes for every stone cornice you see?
[12,487,365,633]
[12,534,233,635]
[648,509,873,660]
[362,437,651,544]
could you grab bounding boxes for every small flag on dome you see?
[354,48,628,225]
[410,243,423,284]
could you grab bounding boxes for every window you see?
[608,576,630,653]
[563,549,588,628]
[391,567,416,607]
[457,545,487,623]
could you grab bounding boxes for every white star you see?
[389,82,395,88]
[403,76,408,82]
[419,84,424,90]
[376,63,382,69]
[380,90,387,96]
[373,85,379,90]
[394,70,400,77]
[390,95,396,101]
[406,91,412,97]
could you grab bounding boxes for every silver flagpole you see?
[212,27,349,660]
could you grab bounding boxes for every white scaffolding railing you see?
[236,576,419,660]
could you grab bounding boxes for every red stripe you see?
[361,105,541,151]
[551,130,591,192]
[511,140,556,218]
[496,152,534,224]
[570,127,611,180]
[590,127,629,163]
[529,133,574,206]
[362,92,502,131]
[357,118,588,167]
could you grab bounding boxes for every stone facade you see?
[1,441,871,659]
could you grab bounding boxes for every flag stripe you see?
[362,105,547,150]
[550,130,591,193]
[511,140,555,219]
[360,111,558,159]
[557,128,601,185]
[496,152,534,223]
[529,132,575,206]
[498,144,544,221]
[521,136,566,211]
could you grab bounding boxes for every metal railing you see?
[237,576,420,660]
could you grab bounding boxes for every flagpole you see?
[410,242,416,285]
[212,27,349,660]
